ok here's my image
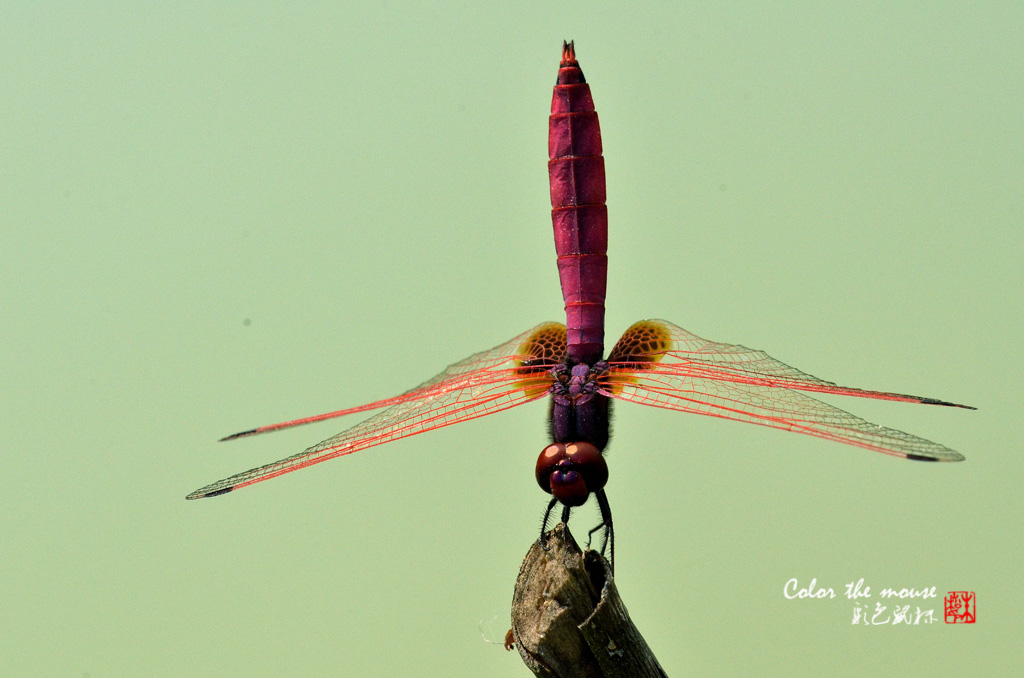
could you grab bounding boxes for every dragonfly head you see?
[535,441,608,507]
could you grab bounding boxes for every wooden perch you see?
[509,523,667,677]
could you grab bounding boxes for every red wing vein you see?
[188,372,547,499]
[220,322,565,440]
[190,323,563,499]
[602,372,964,461]
[625,319,972,409]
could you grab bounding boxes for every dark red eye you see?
[535,443,567,492]
[564,442,607,491]
[535,441,607,507]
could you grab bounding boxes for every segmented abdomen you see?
[549,42,607,366]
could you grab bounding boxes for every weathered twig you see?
[509,524,667,677]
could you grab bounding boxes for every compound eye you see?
[535,443,567,492]
[565,442,607,492]
[534,441,608,507]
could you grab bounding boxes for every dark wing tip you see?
[186,485,235,500]
[907,452,965,463]
[919,397,976,410]
[219,428,258,442]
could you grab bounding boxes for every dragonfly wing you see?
[605,319,974,408]
[600,319,968,461]
[189,322,567,499]
[221,322,568,440]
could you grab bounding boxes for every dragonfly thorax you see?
[548,361,612,454]
[551,361,607,401]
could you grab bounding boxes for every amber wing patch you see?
[603,320,674,394]
[514,322,567,397]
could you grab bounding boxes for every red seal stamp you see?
[944,591,976,624]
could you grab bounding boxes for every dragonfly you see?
[188,42,973,566]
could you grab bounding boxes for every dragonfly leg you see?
[538,497,560,551]
[589,489,614,574]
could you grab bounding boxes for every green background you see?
[3,2,1019,676]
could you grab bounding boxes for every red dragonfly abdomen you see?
[549,41,607,366]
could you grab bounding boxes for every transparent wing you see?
[600,319,971,461]
[219,322,567,441]
[188,322,567,499]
